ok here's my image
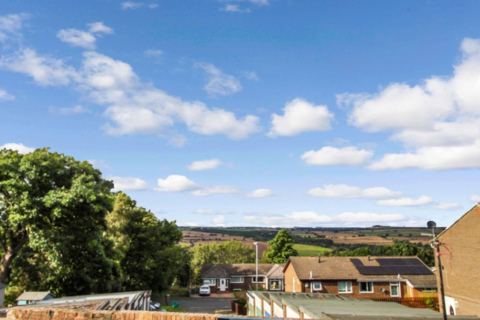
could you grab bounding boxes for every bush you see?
[238,296,247,307]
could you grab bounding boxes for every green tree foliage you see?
[0,148,119,296]
[190,241,255,284]
[324,240,434,266]
[266,229,298,263]
[106,192,185,292]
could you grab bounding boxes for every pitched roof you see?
[266,264,285,278]
[201,264,278,278]
[16,292,53,301]
[285,256,436,286]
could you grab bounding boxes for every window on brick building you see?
[338,281,352,293]
[360,282,374,293]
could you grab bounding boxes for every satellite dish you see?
[427,221,437,229]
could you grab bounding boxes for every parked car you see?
[199,285,211,296]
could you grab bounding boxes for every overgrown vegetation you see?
[0,148,189,303]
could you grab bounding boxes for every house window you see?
[312,282,322,291]
[390,282,400,297]
[360,282,374,293]
[338,281,353,293]
[422,288,437,293]
[231,277,244,283]
[203,279,215,286]
[270,279,281,290]
[252,276,265,283]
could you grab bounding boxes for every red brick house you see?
[283,256,437,299]
[201,264,284,293]
[433,204,480,317]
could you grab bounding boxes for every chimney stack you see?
[367,255,371,261]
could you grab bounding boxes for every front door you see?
[220,278,227,291]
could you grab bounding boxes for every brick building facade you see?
[433,204,480,317]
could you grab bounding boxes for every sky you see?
[1,0,480,228]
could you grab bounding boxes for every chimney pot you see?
[368,255,371,261]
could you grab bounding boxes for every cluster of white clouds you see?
[195,62,242,97]
[187,159,224,171]
[244,211,407,228]
[120,2,158,10]
[49,105,91,115]
[0,13,29,43]
[111,176,149,191]
[57,22,113,50]
[336,38,480,170]
[308,183,461,211]
[301,146,373,166]
[0,21,262,146]
[0,143,35,154]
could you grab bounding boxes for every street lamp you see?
[253,242,258,291]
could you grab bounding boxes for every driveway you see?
[166,297,233,314]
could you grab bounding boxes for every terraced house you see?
[283,256,437,299]
[201,264,284,293]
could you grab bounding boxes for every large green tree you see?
[266,229,298,263]
[0,148,119,295]
[106,192,185,292]
[190,240,255,284]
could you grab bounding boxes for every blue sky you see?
[2,0,480,228]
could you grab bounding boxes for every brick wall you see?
[436,205,480,317]
[284,264,302,293]
[7,308,222,320]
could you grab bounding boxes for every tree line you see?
[0,148,187,304]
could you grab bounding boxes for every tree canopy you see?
[266,229,298,263]
[0,147,187,302]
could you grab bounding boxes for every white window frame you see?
[338,281,353,294]
[252,276,265,283]
[390,282,401,297]
[312,281,322,291]
[359,282,374,293]
[203,279,216,286]
[269,279,282,290]
[231,276,244,283]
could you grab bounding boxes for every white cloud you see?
[195,209,217,215]
[470,195,480,202]
[49,105,91,115]
[308,184,401,199]
[432,202,462,210]
[1,42,260,142]
[87,159,109,169]
[0,143,34,154]
[121,2,158,9]
[57,29,97,50]
[244,211,405,227]
[212,214,227,226]
[222,5,251,12]
[87,22,114,34]
[376,196,433,207]
[335,212,405,223]
[187,159,223,171]
[195,62,242,97]
[155,175,200,192]
[144,49,163,60]
[246,189,275,198]
[301,146,373,166]
[0,48,79,86]
[219,0,269,5]
[191,186,240,196]
[242,71,258,80]
[111,176,148,191]
[0,13,29,43]
[268,98,334,137]
[57,22,114,50]
[0,88,14,101]
[342,38,480,170]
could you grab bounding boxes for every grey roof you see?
[249,292,478,319]
[201,264,278,278]
[16,292,53,301]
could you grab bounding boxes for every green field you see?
[293,244,331,256]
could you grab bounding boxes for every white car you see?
[199,285,211,296]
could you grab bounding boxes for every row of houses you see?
[202,204,480,317]
[201,256,437,299]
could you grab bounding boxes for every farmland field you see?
[293,244,331,256]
